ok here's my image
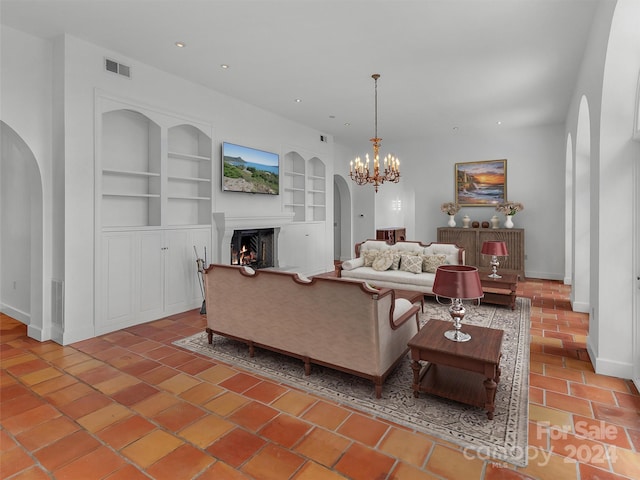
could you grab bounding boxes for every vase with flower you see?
[496,201,524,228]
[441,202,460,227]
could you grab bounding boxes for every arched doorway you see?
[0,121,44,338]
[564,133,573,286]
[572,95,590,314]
[333,174,352,261]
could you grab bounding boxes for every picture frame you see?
[455,159,506,206]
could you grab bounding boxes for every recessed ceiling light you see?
[175,42,186,48]
[496,121,502,125]
[294,98,302,103]
[220,64,229,69]
[344,123,351,126]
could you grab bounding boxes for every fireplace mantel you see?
[212,212,295,266]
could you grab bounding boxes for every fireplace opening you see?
[230,228,275,269]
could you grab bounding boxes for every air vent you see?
[320,135,328,143]
[105,58,131,78]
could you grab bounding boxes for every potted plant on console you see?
[496,201,524,229]
[441,202,461,227]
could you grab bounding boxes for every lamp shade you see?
[481,240,509,257]
[432,265,484,300]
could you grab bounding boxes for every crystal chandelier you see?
[349,74,400,193]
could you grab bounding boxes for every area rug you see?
[174,297,530,467]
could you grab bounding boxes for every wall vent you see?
[105,58,131,78]
[320,135,328,143]
[51,279,64,328]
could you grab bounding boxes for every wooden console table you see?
[437,227,525,279]
[408,319,503,419]
[376,227,406,244]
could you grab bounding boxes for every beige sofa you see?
[339,240,465,295]
[202,264,420,398]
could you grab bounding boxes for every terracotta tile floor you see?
[1,278,639,479]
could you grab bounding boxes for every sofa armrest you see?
[389,298,420,330]
[341,257,364,271]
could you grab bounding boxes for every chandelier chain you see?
[349,73,400,193]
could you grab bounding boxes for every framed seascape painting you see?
[455,159,506,206]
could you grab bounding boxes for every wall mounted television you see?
[222,142,279,195]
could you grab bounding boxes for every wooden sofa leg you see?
[303,357,311,376]
[206,328,213,344]
[374,381,383,399]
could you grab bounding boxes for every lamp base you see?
[444,329,471,342]
[487,272,502,279]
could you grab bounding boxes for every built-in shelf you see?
[168,176,211,183]
[103,169,160,177]
[103,193,160,198]
[168,195,211,201]
[168,151,211,162]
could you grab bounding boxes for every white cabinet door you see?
[165,229,192,313]
[100,232,137,331]
[99,227,211,334]
[138,230,164,320]
[165,228,211,313]
[279,222,327,276]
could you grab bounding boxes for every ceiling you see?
[1,0,600,147]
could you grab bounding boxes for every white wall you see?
[0,26,53,340]
[1,29,335,343]
[371,124,566,280]
[591,0,640,378]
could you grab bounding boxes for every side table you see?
[408,319,503,419]
[478,270,518,310]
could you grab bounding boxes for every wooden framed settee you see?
[202,264,420,397]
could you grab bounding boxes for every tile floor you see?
[1,278,639,479]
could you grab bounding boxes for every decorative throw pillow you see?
[399,254,423,274]
[389,252,402,270]
[372,250,393,271]
[421,254,447,273]
[362,250,380,267]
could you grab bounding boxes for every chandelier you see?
[349,74,400,193]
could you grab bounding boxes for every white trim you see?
[587,341,634,379]
[0,304,30,324]
[571,301,590,313]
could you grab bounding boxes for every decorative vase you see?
[462,215,471,228]
[491,215,500,229]
[504,215,514,229]
[448,215,456,227]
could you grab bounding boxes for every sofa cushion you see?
[372,251,394,271]
[400,254,422,273]
[341,267,436,288]
[421,254,447,273]
[424,243,463,265]
[363,250,381,267]
[389,251,402,270]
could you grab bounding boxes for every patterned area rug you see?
[174,297,530,467]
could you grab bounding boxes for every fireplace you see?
[230,228,275,269]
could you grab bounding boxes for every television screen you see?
[222,142,279,195]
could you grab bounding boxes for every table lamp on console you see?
[432,265,484,343]
[481,240,509,279]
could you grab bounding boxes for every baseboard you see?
[27,323,53,342]
[587,339,634,379]
[524,271,564,281]
[0,303,30,324]
[572,300,590,313]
